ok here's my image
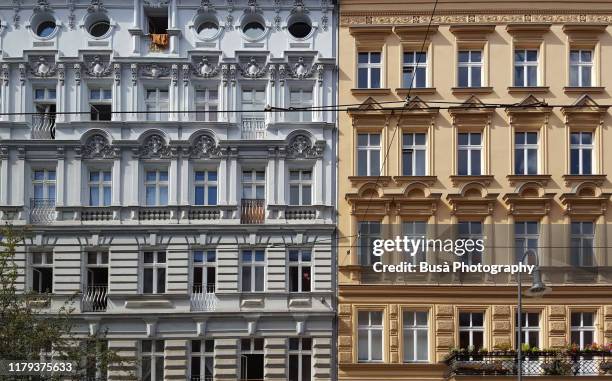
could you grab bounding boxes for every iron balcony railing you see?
[190,284,216,312]
[31,113,56,139]
[82,285,108,312]
[445,351,612,377]
[240,199,265,224]
[29,198,56,224]
[241,117,265,139]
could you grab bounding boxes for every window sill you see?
[393,175,437,186]
[506,174,551,186]
[562,174,606,187]
[348,176,393,187]
[451,87,493,95]
[507,86,550,94]
[396,87,437,96]
[449,175,494,187]
[563,86,605,94]
[351,88,392,96]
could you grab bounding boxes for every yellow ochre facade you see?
[338,0,612,380]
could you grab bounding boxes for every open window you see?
[31,252,53,293]
[145,6,169,51]
[89,87,112,121]
[240,338,264,380]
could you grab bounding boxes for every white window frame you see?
[514,49,539,87]
[88,169,112,207]
[288,249,312,293]
[458,312,484,350]
[402,132,427,176]
[570,131,594,175]
[240,249,266,292]
[145,88,169,121]
[32,168,56,202]
[516,312,540,348]
[515,221,539,264]
[571,221,595,267]
[195,88,218,122]
[89,87,112,121]
[140,339,164,381]
[144,168,169,206]
[357,310,384,363]
[141,251,166,294]
[288,337,312,381]
[457,132,483,176]
[194,169,218,206]
[402,51,428,88]
[192,250,216,293]
[241,88,266,119]
[458,221,483,265]
[359,221,381,265]
[457,50,483,88]
[288,88,313,122]
[240,338,265,380]
[514,132,539,175]
[289,169,312,206]
[31,252,54,293]
[571,312,595,349]
[403,221,427,265]
[402,310,429,363]
[242,169,265,200]
[357,52,382,89]
[190,339,214,381]
[357,133,381,176]
[569,49,594,87]
[33,87,57,113]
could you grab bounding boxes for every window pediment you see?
[449,24,495,41]
[349,26,392,49]
[446,193,498,216]
[506,23,550,41]
[502,192,554,216]
[560,192,611,216]
[562,24,606,43]
[394,25,438,43]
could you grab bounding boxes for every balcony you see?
[190,284,216,312]
[445,350,612,378]
[82,285,108,312]
[149,33,169,52]
[31,113,56,139]
[29,198,56,224]
[241,117,266,139]
[241,199,265,224]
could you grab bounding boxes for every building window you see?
[241,88,266,119]
[402,133,426,176]
[142,251,166,294]
[242,170,265,200]
[194,170,217,206]
[193,250,216,294]
[459,312,484,350]
[570,132,593,175]
[403,222,427,264]
[402,51,427,88]
[457,132,482,176]
[141,339,164,381]
[34,87,57,115]
[31,252,53,293]
[357,52,381,89]
[195,88,218,122]
[89,170,111,207]
[289,170,312,206]
[515,132,538,175]
[145,88,169,121]
[571,221,594,267]
[89,88,112,121]
[571,312,595,349]
[403,311,428,362]
[516,312,540,348]
[289,250,311,292]
[358,311,383,362]
[357,133,381,176]
[570,50,593,87]
[190,339,214,381]
[515,221,539,264]
[514,50,538,87]
[145,169,168,206]
[32,169,56,203]
[458,50,482,88]
[241,250,265,292]
[458,222,483,265]
[288,89,313,122]
[288,337,312,381]
[359,221,381,265]
[240,338,264,381]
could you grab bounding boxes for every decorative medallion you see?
[287,134,324,159]
[113,63,121,84]
[29,56,57,78]
[33,0,51,13]
[291,57,313,79]
[88,0,106,13]
[240,57,267,79]
[198,0,213,13]
[246,0,261,14]
[82,134,117,160]
[190,134,222,159]
[291,0,308,15]
[193,57,219,78]
[138,134,173,159]
[141,64,170,79]
[86,55,113,78]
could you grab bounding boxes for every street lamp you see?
[516,249,551,381]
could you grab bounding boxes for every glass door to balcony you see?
[241,89,266,139]
[241,170,265,224]
[83,252,109,312]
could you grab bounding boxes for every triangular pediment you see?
[460,95,485,108]
[573,94,599,107]
[517,94,545,107]
[356,97,384,111]
[405,96,429,110]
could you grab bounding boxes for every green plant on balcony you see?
[541,354,573,376]
[451,361,511,375]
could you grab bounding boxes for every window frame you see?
[515,221,539,264]
[144,168,169,206]
[190,339,214,381]
[240,249,266,292]
[457,132,483,176]
[30,252,54,293]
[569,49,594,87]
[458,221,483,266]
[32,168,57,202]
[570,311,595,349]
[88,87,112,121]
[458,311,485,350]
[241,169,265,200]
[288,249,312,293]
[357,52,382,89]
[195,87,219,122]
[288,337,312,381]
[141,251,167,294]
[357,133,381,176]
[457,50,483,88]
[241,88,266,119]
[287,88,314,122]
[402,310,429,363]
[402,132,427,176]
[358,221,381,266]
[140,339,164,381]
[515,311,540,349]
[194,169,218,206]
[514,131,539,175]
[570,131,594,175]
[402,221,427,265]
[514,49,539,87]
[240,338,265,381]
[402,51,428,88]
[192,250,217,294]
[357,310,384,363]
[88,169,112,207]
[571,221,595,267]
[145,88,169,121]
[288,169,313,206]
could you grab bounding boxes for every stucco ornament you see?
[143,0,169,7]
[198,0,213,13]
[86,55,112,77]
[33,0,51,13]
[139,135,173,159]
[190,135,222,158]
[287,134,324,159]
[82,134,117,159]
[194,57,219,78]
[30,56,57,78]
[292,57,312,78]
[241,57,266,79]
[141,64,170,79]
[88,0,106,13]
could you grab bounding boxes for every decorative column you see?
[56,147,65,207]
[18,64,26,123]
[112,64,121,122]
[72,148,82,207]
[179,148,189,205]
[227,147,238,205]
[266,147,276,208]
[16,148,25,206]
[168,0,179,54]
[276,150,286,205]
[73,64,81,123]
[169,148,179,206]
[56,64,66,124]
[0,147,8,205]
[181,64,190,122]
[1,64,9,122]
[130,64,138,121]
[218,153,228,205]
[315,63,324,122]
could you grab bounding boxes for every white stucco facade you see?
[0,0,337,380]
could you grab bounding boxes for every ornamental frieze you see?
[340,12,612,26]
